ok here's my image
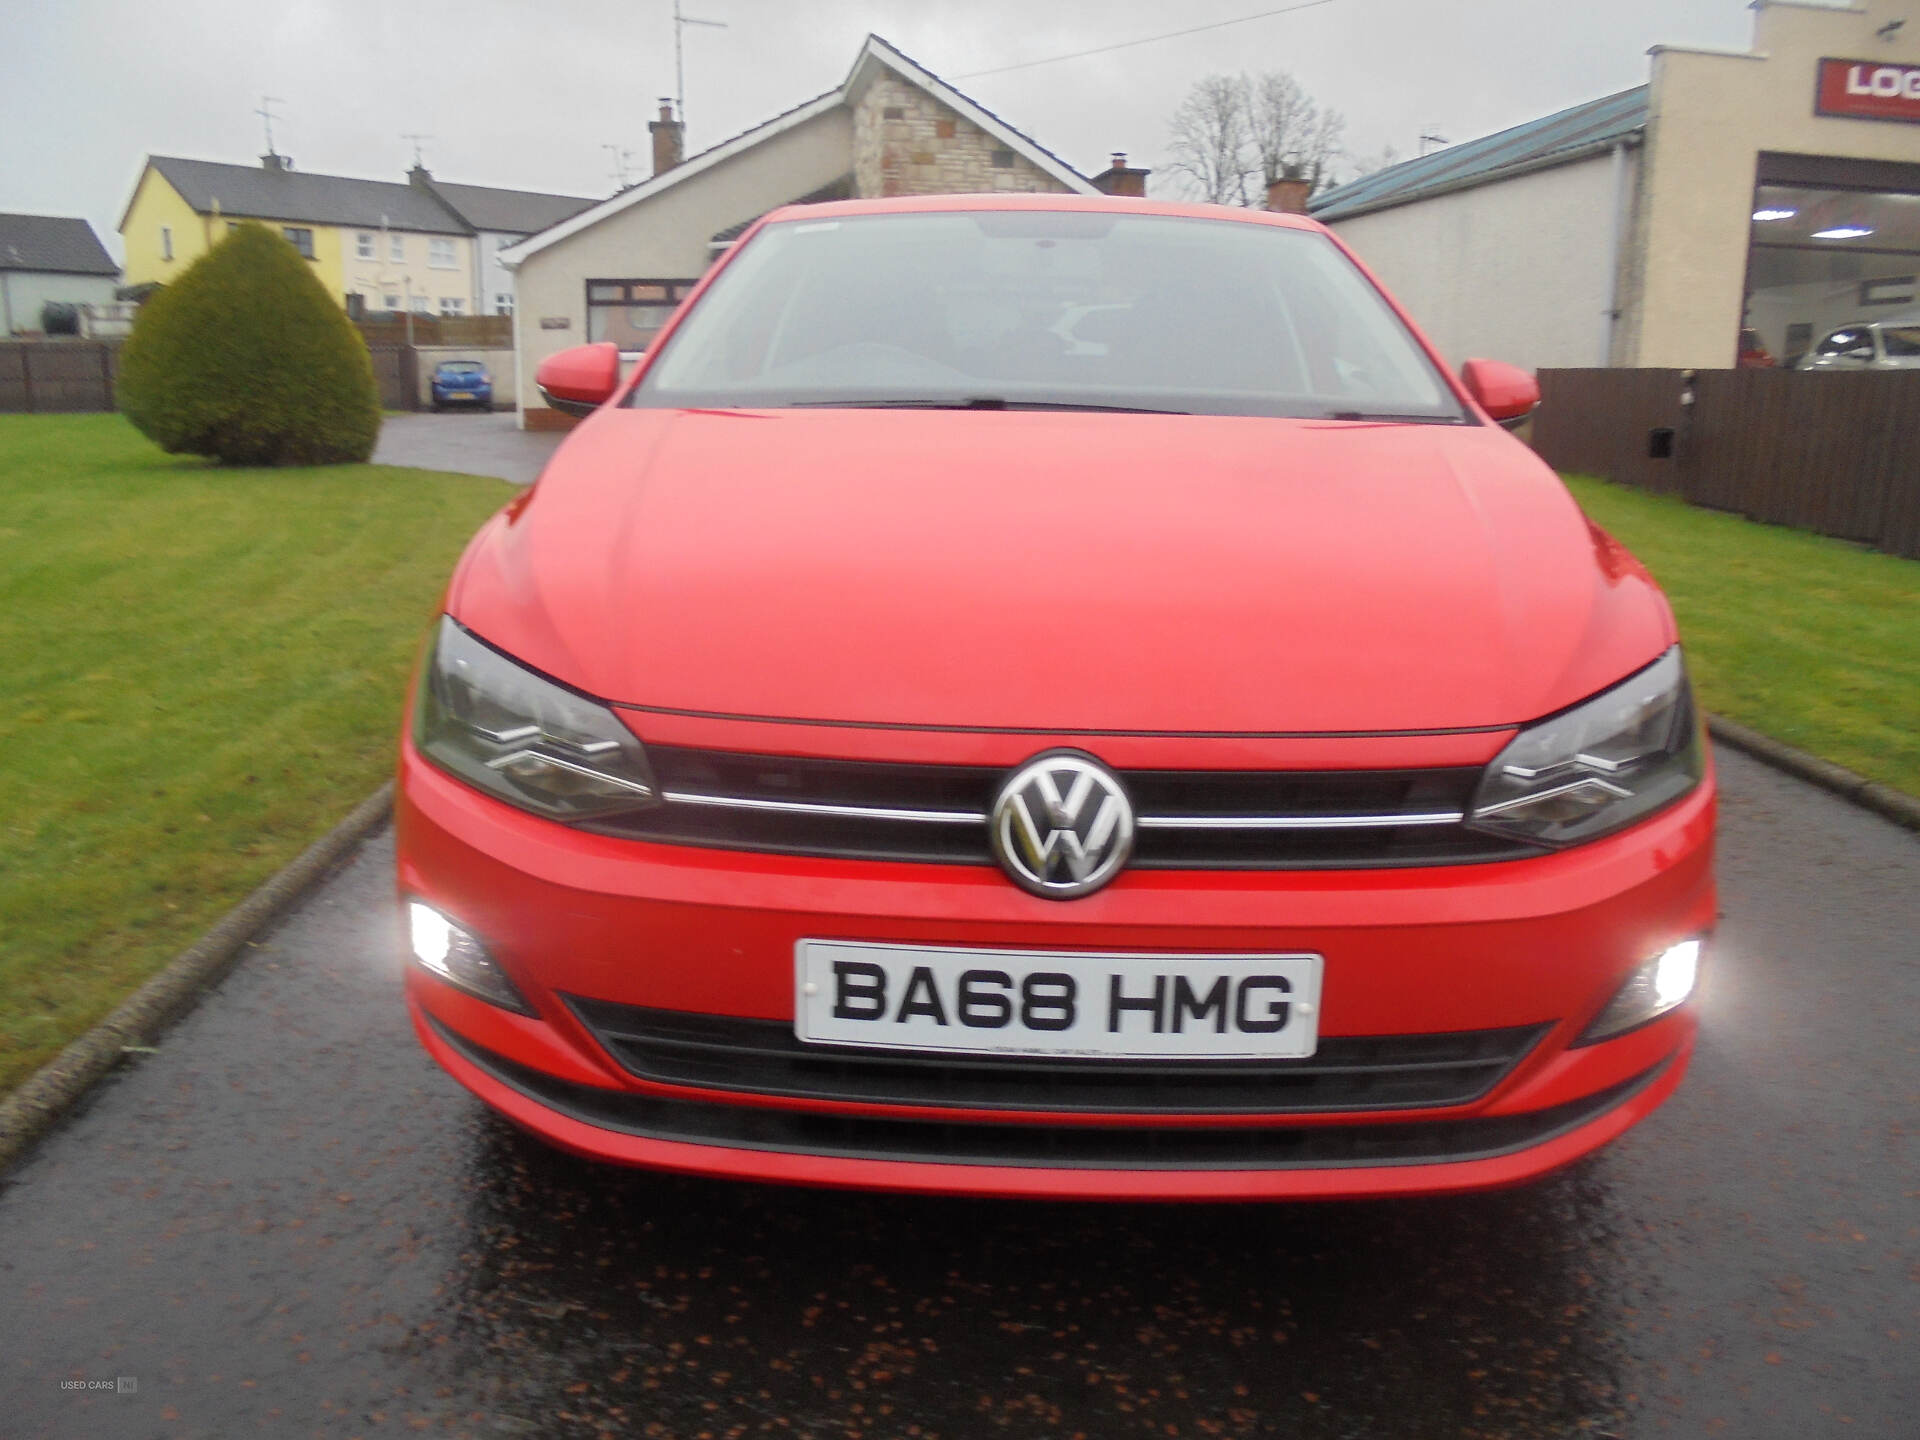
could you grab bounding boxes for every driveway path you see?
[4,748,1916,1438]
[373,412,563,486]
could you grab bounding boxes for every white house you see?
[0,213,119,335]
[498,34,1148,428]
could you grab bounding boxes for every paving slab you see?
[372,412,562,487]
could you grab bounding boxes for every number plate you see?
[795,940,1321,1060]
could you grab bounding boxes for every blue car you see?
[430,360,493,411]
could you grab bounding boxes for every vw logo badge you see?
[990,752,1135,899]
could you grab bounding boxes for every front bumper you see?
[396,738,1715,1199]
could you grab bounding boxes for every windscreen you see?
[634,210,1463,421]
[440,361,486,374]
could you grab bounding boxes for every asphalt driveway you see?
[3,747,1915,1438]
[373,412,563,487]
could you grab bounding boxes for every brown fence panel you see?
[365,346,414,412]
[0,345,26,412]
[355,315,511,349]
[0,342,116,413]
[1532,369,1688,493]
[1535,367,1920,560]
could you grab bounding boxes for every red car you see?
[397,196,1714,1201]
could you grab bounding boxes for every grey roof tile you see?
[0,213,118,275]
[424,180,597,236]
[1311,86,1648,223]
[147,156,470,234]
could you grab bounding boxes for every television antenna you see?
[401,133,433,169]
[673,0,728,128]
[256,96,286,156]
[1418,127,1449,156]
[603,143,637,188]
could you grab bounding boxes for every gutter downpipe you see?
[1601,140,1631,367]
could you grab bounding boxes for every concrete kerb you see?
[0,783,395,1177]
[2,713,1913,1178]
[1707,715,1920,833]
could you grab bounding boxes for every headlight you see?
[414,615,660,821]
[1468,647,1703,848]
[408,899,534,1014]
[1578,937,1703,1043]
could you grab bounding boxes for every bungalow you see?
[0,214,119,335]
[499,33,1149,428]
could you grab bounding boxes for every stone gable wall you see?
[852,73,1074,199]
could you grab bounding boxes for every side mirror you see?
[535,342,621,418]
[1460,358,1540,430]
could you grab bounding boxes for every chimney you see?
[649,98,684,178]
[1091,151,1150,198]
[1264,165,1312,215]
[408,163,433,190]
[260,152,292,173]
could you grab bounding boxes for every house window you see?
[429,237,456,268]
[383,294,402,310]
[585,277,697,350]
[438,296,464,316]
[494,293,514,316]
[410,293,431,313]
[990,149,1016,169]
[390,233,405,262]
[356,232,375,260]
[160,226,173,261]
[282,226,315,258]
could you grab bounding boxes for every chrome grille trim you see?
[1136,810,1465,831]
[660,790,1464,832]
[660,790,987,825]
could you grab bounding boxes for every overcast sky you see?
[4,0,1791,259]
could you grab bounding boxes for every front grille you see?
[582,745,1541,869]
[565,999,1548,1115]
[434,1016,1657,1172]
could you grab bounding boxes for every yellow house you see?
[119,152,479,316]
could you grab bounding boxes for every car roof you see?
[757,192,1331,234]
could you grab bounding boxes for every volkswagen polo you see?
[397,195,1714,1200]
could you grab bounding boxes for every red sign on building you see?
[1817,57,1920,124]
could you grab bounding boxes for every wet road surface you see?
[4,747,1916,1439]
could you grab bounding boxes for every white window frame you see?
[356,232,375,260]
[429,237,456,269]
[389,233,405,262]
[410,293,431,314]
[494,293,514,316]
[160,226,173,261]
[437,295,464,316]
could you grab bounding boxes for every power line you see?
[950,0,1349,81]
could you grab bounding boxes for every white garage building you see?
[1312,0,1920,372]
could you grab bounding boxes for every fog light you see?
[406,900,535,1015]
[1579,937,1703,1044]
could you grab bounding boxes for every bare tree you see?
[1247,71,1345,195]
[1165,74,1254,206]
[1164,70,1348,205]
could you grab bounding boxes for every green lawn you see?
[1566,475,1920,799]
[0,415,508,1094]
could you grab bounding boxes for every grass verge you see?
[0,414,509,1094]
[1565,475,1919,799]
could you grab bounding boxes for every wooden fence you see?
[2,339,447,416]
[354,314,513,349]
[1533,368,1920,560]
[366,346,419,412]
[0,342,119,413]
